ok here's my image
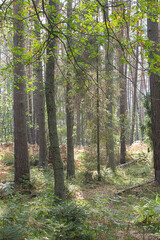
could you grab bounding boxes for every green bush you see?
[134,194,160,233]
[0,219,24,240]
[47,201,95,240]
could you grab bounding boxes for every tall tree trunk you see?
[34,12,47,167]
[45,0,65,200]
[104,2,116,171]
[130,44,139,145]
[119,28,126,164]
[96,11,101,180]
[66,0,75,178]
[147,1,160,182]
[96,57,101,180]
[13,0,30,183]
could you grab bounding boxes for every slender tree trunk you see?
[34,16,47,167]
[119,28,126,164]
[45,0,65,200]
[130,44,139,145]
[96,11,101,180]
[104,0,116,171]
[96,60,101,180]
[147,1,160,182]
[81,108,84,146]
[66,0,75,178]
[66,79,75,178]
[13,0,30,183]
[76,95,81,146]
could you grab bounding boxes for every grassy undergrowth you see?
[0,143,160,239]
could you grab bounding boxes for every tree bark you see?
[45,0,65,200]
[66,0,75,178]
[119,29,126,164]
[76,95,81,146]
[96,11,101,181]
[104,0,116,171]
[130,38,139,145]
[147,1,160,182]
[13,0,30,183]
[34,15,47,167]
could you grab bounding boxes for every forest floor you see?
[0,142,160,239]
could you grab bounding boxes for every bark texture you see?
[147,3,160,182]
[130,45,138,145]
[119,47,126,164]
[104,0,116,171]
[76,95,81,146]
[66,0,75,178]
[13,0,30,183]
[45,0,65,200]
[34,17,47,167]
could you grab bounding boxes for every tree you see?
[33,0,47,167]
[103,0,116,171]
[66,0,75,179]
[45,0,65,200]
[119,27,126,164]
[13,0,30,183]
[147,0,160,182]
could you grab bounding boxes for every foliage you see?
[48,201,95,240]
[1,151,14,166]
[0,145,159,239]
[0,221,24,240]
[141,93,153,148]
[134,195,160,234]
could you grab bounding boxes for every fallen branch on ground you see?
[119,154,148,168]
[116,179,155,195]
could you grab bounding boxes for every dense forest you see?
[0,0,160,239]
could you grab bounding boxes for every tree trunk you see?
[13,0,30,183]
[96,11,101,181]
[104,0,116,171]
[66,79,75,178]
[119,28,126,164]
[147,1,160,182]
[96,60,101,180]
[66,0,75,178]
[76,95,81,146]
[130,42,139,145]
[34,15,47,167]
[45,0,65,200]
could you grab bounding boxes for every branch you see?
[116,179,155,195]
[0,0,7,9]
[119,154,148,168]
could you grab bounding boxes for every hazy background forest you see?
[0,0,160,239]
